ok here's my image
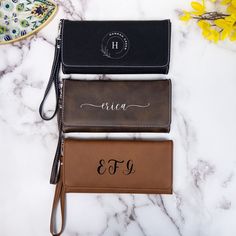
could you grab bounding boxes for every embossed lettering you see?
[101,102,128,111]
[80,102,150,111]
[108,159,124,175]
[97,159,135,175]
[112,41,119,50]
[123,160,135,175]
[97,159,106,175]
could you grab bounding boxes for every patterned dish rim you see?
[0,1,58,45]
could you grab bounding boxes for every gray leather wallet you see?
[61,79,171,132]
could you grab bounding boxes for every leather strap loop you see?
[39,37,63,184]
[50,135,62,184]
[39,38,61,121]
[50,171,65,236]
[50,95,63,185]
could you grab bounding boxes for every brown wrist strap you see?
[50,175,65,236]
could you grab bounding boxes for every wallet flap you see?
[62,79,171,132]
[63,139,173,194]
[61,20,171,74]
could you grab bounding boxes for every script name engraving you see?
[80,102,150,111]
[97,159,135,175]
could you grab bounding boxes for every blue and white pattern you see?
[0,0,57,44]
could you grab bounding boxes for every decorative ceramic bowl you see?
[0,0,57,44]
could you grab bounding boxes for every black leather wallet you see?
[61,20,171,74]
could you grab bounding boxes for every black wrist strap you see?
[39,38,61,121]
[39,37,63,184]
[50,84,63,184]
[50,121,63,185]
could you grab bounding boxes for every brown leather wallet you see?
[48,79,171,184]
[50,139,173,235]
[62,79,171,132]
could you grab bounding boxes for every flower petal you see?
[191,1,205,12]
[230,30,236,40]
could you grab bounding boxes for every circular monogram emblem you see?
[101,31,129,59]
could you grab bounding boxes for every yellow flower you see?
[179,0,236,43]
[232,0,236,7]
[205,29,220,43]
[179,11,192,21]
[198,21,212,40]
[227,4,236,14]
[221,28,231,39]
[225,14,236,23]
[230,30,236,40]
[214,19,232,29]
[212,30,220,43]
[221,0,232,5]
[198,20,211,29]
[191,1,205,15]
[202,27,211,38]
[214,18,235,40]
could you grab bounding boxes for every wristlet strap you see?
[50,171,65,236]
[39,37,61,121]
[50,133,62,184]
[38,36,63,184]
[50,91,63,184]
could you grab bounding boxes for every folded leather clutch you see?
[61,20,171,74]
[62,79,171,132]
[50,139,173,235]
[63,139,173,193]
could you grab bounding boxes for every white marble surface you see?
[1,0,236,235]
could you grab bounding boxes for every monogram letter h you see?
[111,41,119,50]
